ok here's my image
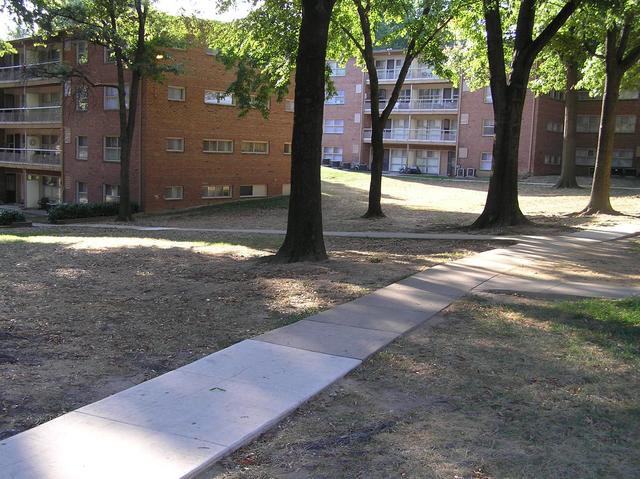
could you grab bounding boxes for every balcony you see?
[0,148,62,170]
[369,67,445,83]
[364,98,458,113]
[0,60,62,84]
[0,106,62,125]
[363,128,457,144]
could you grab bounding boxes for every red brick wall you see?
[141,47,293,212]
[61,41,142,205]
[530,95,564,176]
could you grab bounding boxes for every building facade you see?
[1,37,293,212]
[322,52,640,178]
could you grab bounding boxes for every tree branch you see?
[526,0,580,61]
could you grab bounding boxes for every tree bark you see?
[274,0,335,262]
[365,116,385,217]
[115,58,133,222]
[555,60,580,189]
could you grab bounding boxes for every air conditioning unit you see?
[466,168,476,177]
[456,168,465,177]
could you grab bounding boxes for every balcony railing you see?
[365,98,458,112]
[0,148,62,167]
[0,106,62,124]
[372,67,443,81]
[363,128,457,143]
[0,60,62,83]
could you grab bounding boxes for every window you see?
[577,91,601,101]
[76,41,88,64]
[323,146,343,162]
[104,136,121,162]
[576,148,596,165]
[544,154,561,165]
[241,141,269,154]
[284,142,291,155]
[165,137,184,152]
[615,115,636,133]
[77,181,88,203]
[76,86,88,111]
[284,99,295,112]
[76,136,88,160]
[203,139,233,153]
[482,119,495,136]
[324,119,344,134]
[546,121,563,133]
[613,149,634,167]
[204,90,234,105]
[239,184,267,197]
[202,185,232,198]
[327,60,346,77]
[325,90,345,105]
[104,47,115,63]
[620,90,640,100]
[549,91,565,101]
[164,186,184,200]
[168,86,185,101]
[354,112,361,123]
[480,152,493,171]
[104,86,129,110]
[483,86,493,103]
[104,184,119,202]
[576,115,599,133]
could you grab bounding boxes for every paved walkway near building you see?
[1,224,638,479]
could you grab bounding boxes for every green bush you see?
[0,208,26,225]
[47,202,139,223]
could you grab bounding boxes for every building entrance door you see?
[5,173,16,203]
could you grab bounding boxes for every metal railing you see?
[0,106,62,123]
[363,128,457,142]
[372,67,443,81]
[0,60,62,82]
[0,148,62,167]
[365,98,458,112]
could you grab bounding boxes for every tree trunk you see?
[273,0,334,262]
[555,60,580,189]
[581,66,621,214]
[115,59,133,222]
[471,83,530,228]
[364,117,385,218]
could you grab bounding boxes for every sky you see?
[0,0,252,38]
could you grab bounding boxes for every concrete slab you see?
[401,263,497,297]
[0,412,225,479]
[254,320,398,360]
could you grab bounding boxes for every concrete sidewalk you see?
[1,224,638,479]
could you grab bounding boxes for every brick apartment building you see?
[323,51,640,178]
[0,38,293,212]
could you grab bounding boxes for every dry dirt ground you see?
[208,238,640,479]
[0,227,497,440]
[133,169,640,235]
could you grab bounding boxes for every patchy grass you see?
[0,226,496,440]
[209,295,640,479]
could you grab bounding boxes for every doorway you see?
[5,173,17,203]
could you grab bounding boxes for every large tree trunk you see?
[472,82,529,228]
[555,60,580,189]
[274,0,334,262]
[582,66,621,214]
[115,59,133,222]
[364,116,385,218]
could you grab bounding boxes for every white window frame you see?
[325,90,345,105]
[166,137,185,152]
[168,86,185,102]
[619,90,640,100]
[284,142,292,155]
[164,186,184,200]
[201,185,232,199]
[576,147,596,166]
[76,86,89,111]
[203,139,233,153]
[327,60,346,77]
[239,184,267,198]
[104,184,120,202]
[480,152,493,171]
[481,119,495,136]
[324,119,344,134]
[576,115,599,133]
[76,136,88,160]
[284,99,295,112]
[204,90,235,106]
[612,149,634,167]
[104,85,129,110]
[323,146,343,162]
[77,181,88,203]
[103,136,121,163]
[483,86,493,104]
[241,141,269,154]
[104,47,115,63]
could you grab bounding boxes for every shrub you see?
[0,209,26,225]
[47,202,139,223]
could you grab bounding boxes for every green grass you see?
[147,195,290,218]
